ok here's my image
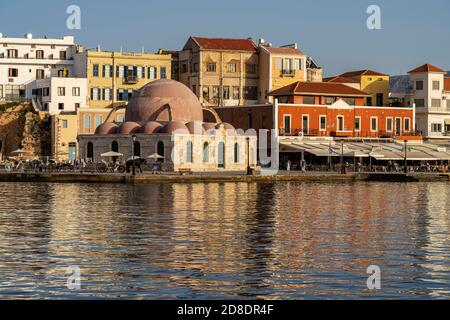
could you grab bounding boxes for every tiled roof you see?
[444,78,450,91]
[340,69,388,77]
[322,76,359,84]
[191,37,257,52]
[261,46,305,56]
[408,64,446,74]
[269,81,370,97]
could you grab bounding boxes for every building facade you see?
[390,64,450,139]
[178,37,260,107]
[0,34,77,102]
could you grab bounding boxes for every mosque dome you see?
[161,121,190,134]
[140,121,163,134]
[117,121,141,134]
[95,122,119,135]
[125,79,204,123]
[186,121,206,135]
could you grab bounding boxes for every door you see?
[68,143,77,161]
[395,118,402,135]
[302,115,309,134]
[283,115,291,134]
[218,142,225,168]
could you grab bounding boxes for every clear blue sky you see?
[1,0,449,76]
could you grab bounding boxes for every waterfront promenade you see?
[0,170,449,184]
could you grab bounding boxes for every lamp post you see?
[403,139,408,174]
[132,134,137,176]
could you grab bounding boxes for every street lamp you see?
[403,139,408,174]
[132,134,137,176]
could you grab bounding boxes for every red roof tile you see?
[444,78,450,91]
[191,37,257,52]
[408,64,446,74]
[340,69,388,77]
[261,46,305,56]
[322,76,359,84]
[269,81,370,97]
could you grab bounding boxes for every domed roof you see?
[95,122,119,135]
[161,121,190,134]
[125,79,203,123]
[186,121,205,135]
[140,121,163,134]
[117,122,141,134]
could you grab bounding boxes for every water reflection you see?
[0,181,448,299]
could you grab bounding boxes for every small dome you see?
[95,122,119,135]
[161,121,190,134]
[140,121,163,134]
[117,122,141,134]
[125,79,204,123]
[186,121,205,135]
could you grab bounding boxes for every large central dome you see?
[125,79,203,123]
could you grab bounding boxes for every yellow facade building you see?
[339,70,390,106]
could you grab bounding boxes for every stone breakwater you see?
[0,172,448,184]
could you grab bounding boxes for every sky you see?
[0,0,449,76]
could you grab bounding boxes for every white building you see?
[391,64,450,139]
[0,34,77,102]
[32,77,88,114]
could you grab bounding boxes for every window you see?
[84,115,91,130]
[7,49,18,58]
[157,141,165,162]
[431,123,442,132]
[415,80,424,90]
[376,93,383,106]
[386,117,393,132]
[283,115,291,134]
[72,87,80,96]
[232,86,240,100]
[202,86,209,100]
[206,63,216,73]
[59,51,67,60]
[58,87,65,96]
[432,81,440,91]
[243,86,257,100]
[134,141,141,157]
[324,97,336,105]
[58,103,64,110]
[293,59,302,70]
[43,87,49,96]
[212,86,220,99]
[186,141,193,163]
[36,69,45,80]
[319,115,327,131]
[246,63,256,74]
[371,117,378,132]
[414,99,425,107]
[160,67,167,79]
[8,68,18,77]
[302,115,309,134]
[36,50,44,59]
[431,99,441,108]
[337,116,344,132]
[193,63,199,73]
[203,142,210,163]
[62,120,68,128]
[303,96,315,104]
[274,58,282,70]
[87,142,94,160]
[181,64,187,73]
[366,97,372,106]
[355,117,361,131]
[91,88,99,100]
[223,86,230,100]
[93,64,99,77]
[95,115,103,129]
[234,143,240,163]
[404,118,411,132]
[227,63,237,73]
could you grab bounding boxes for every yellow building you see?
[258,44,307,103]
[178,37,260,107]
[339,70,390,106]
[51,113,79,162]
[73,47,172,134]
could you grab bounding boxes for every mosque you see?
[77,80,257,172]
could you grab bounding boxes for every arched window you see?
[157,141,165,163]
[87,142,94,160]
[186,141,193,163]
[111,141,119,163]
[234,143,239,164]
[218,142,225,168]
[203,142,209,163]
[134,141,141,157]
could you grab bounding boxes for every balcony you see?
[123,75,138,84]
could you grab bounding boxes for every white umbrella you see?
[101,151,123,157]
[127,156,141,161]
[10,149,30,155]
[147,153,164,159]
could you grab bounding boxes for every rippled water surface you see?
[0,181,449,299]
